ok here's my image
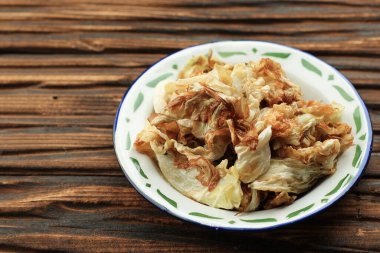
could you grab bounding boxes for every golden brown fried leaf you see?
[235,126,272,183]
[151,140,242,209]
[263,192,296,209]
[276,139,341,170]
[252,158,335,194]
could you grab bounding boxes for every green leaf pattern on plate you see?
[325,173,350,197]
[301,58,322,76]
[287,203,315,219]
[343,174,353,188]
[359,133,366,141]
[332,85,354,102]
[146,73,173,88]
[189,212,223,219]
[130,157,148,179]
[353,106,362,133]
[356,157,362,169]
[172,64,178,70]
[321,198,328,203]
[262,52,290,59]
[252,48,257,53]
[157,189,177,208]
[218,51,247,58]
[133,92,144,112]
[240,218,277,223]
[328,74,334,81]
[352,145,362,167]
[126,132,131,150]
[228,220,236,224]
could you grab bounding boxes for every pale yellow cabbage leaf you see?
[151,140,242,209]
[252,158,336,194]
[235,126,272,183]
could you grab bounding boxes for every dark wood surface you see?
[0,1,379,252]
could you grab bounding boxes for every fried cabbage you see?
[134,53,353,212]
[234,126,272,183]
[252,158,335,194]
[151,140,242,209]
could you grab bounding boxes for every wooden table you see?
[0,1,379,252]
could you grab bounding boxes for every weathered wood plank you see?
[0,54,156,68]
[0,4,378,21]
[0,0,379,6]
[357,89,380,106]
[0,33,379,54]
[369,109,380,131]
[0,175,377,252]
[0,87,125,115]
[359,152,379,178]
[0,235,222,253]
[0,126,112,151]
[0,115,114,128]
[320,56,380,71]
[0,68,143,86]
[0,20,379,35]
[372,135,380,153]
[340,70,380,86]
[354,178,380,195]
[0,149,121,175]
[0,223,377,253]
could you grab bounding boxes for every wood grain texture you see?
[0,176,378,252]
[0,33,379,55]
[0,4,378,21]
[0,0,379,252]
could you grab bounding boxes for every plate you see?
[113,41,372,230]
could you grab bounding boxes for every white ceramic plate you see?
[113,41,372,230]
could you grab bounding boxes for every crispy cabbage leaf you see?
[252,158,335,194]
[151,140,242,209]
[297,100,343,122]
[234,126,272,183]
[276,139,341,169]
[239,184,261,212]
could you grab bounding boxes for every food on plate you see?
[134,52,353,212]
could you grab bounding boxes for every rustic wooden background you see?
[0,0,379,252]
